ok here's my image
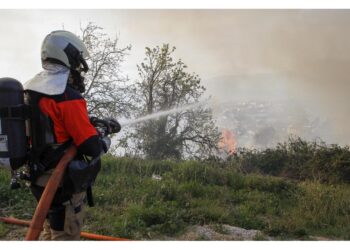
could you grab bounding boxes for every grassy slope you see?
[1,155,350,240]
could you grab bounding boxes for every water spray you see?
[120,99,210,127]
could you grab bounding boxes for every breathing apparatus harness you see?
[0,78,121,200]
[0,30,123,203]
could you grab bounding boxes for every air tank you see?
[0,78,28,170]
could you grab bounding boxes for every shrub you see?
[230,137,350,184]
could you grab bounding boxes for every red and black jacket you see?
[27,85,103,168]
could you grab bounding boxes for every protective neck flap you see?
[24,63,69,95]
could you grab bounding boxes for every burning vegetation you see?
[218,128,237,155]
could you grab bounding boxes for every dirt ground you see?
[0,223,267,241]
[0,223,333,241]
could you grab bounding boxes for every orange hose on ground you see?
[80,232,129,241]
[25,146,77,241]
[0,217,30,227]
[0,217,128,241]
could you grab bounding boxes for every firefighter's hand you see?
[105,118,121,134]
[90,116,121,136]
[89,117,99,126]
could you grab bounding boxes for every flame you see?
[219,129,236,155]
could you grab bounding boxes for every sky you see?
[1,9,350,144]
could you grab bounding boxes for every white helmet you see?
[41,30,89,72]
[25,30,89,95]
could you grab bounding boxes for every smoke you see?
[120,9,350,145]
[117,9,350,144]
[1,9,350,144]
[193,10,350,144]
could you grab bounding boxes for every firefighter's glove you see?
[90,117,121,136]
[101,136,111,153]
[90,117,99,126]
[106,118,121,134]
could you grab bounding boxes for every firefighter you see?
[24,30,120,240]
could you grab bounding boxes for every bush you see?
[230,137,350,184]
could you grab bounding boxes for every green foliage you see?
[0,223,8,238]
[0,170,36,219]
[1,145,349,240]
[267,181,350,239]
[230,137,350,184]
[84,154,350,240]
[277,182,350,239]
[127,44,221,160]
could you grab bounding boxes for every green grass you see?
[0,170,36,220]
[269,182,350,239]
[1,154,350,240]
[0,222,8,238]
[85,155,350,240]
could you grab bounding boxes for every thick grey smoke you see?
[119,9,350,144]
[187,10,350,145]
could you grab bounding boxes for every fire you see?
[219,128,236,155]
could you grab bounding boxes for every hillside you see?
[1,145,350,240]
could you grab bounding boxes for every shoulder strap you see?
[25,90,57,156]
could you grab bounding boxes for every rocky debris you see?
[309,236,332,241]
[221,225,264,240]
[177,224,268,241]
[151,174,162,181]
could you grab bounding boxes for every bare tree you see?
[126,44,221,159]
[79,23,133,118]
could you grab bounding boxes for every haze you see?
[1,10,350,145]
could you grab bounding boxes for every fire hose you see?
[5,145,128,241]
[25,145,77,240]
[0,216,128,241]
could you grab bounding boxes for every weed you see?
[0,223,8,238]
